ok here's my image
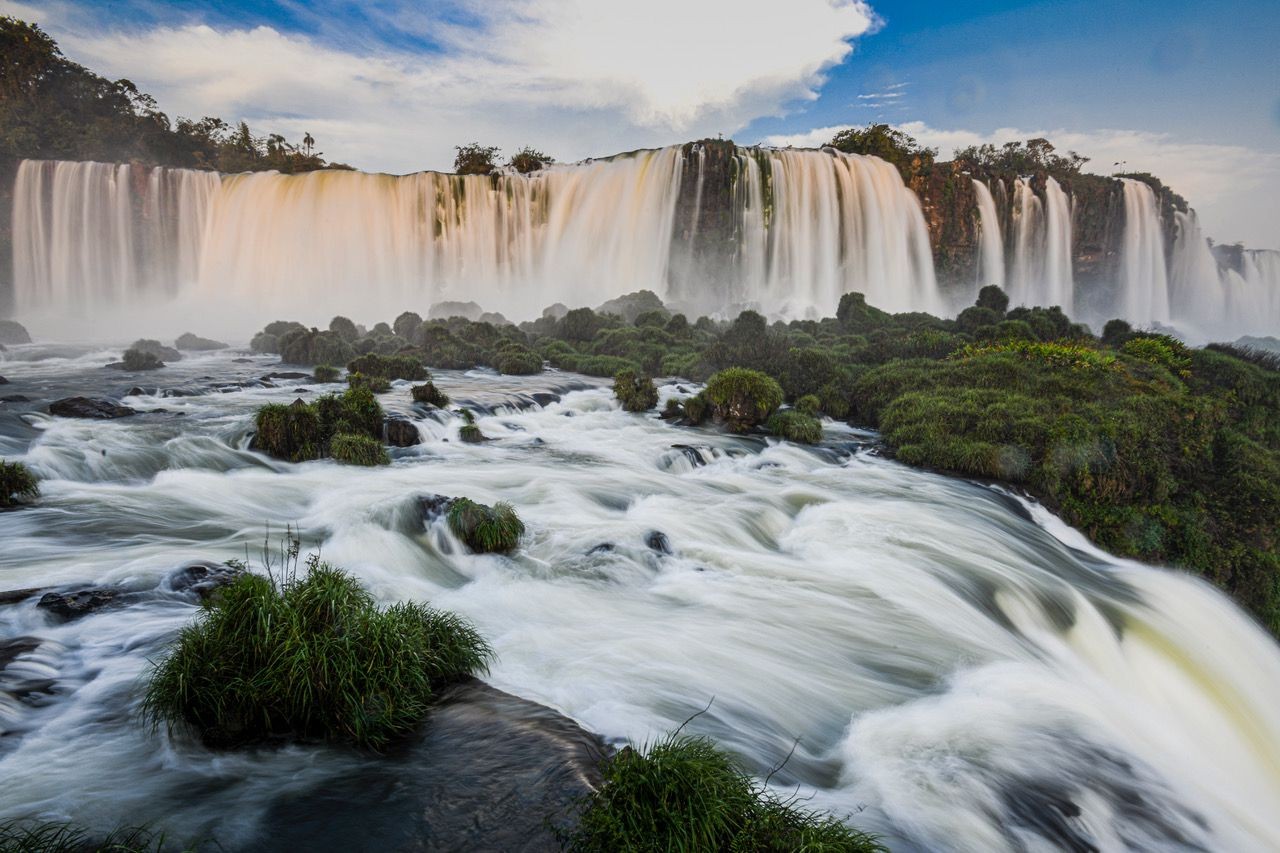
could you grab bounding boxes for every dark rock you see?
[645,531,672,554]
[1,394,30,403]
[262,372,310,381]
[164,561,244,600]
[161,389,193,398]
[671,444,710,467]
[175,332,229,351]
[232,357,254,363]
[587,543,615,555]
[126,387,148,396]
[0,320,31,345]
[0,376,8,385]
[259,680,607,853]
[130,339,182,362]
[0,588,46,606]
[49,397,137,419]
[37,588,121,620]
[418,494,456,522]
[531,392,560,407]
[385,418,421,447]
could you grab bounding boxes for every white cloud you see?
[761,122,1280,249]
[4,0,876,173]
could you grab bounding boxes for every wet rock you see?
[262,371,311,382]
[0,320,31,344]
[126,386,149,396]
[671,444,709,467]
[37,588,121,620]
[130,339,182,362]
[587,543,615,555]
[232,357,254,363]
[175,332,228,351]
[645,530,672,554]
[0,376,8,385]
[531,392,560,407]
[417,494,456,522]
[0,588,46,606]
[161,389,193,398]
[259,680,606,853]
[49,397,137,419]
[1,394,30,403]
[385,418,422,447]
[164,561,244,600]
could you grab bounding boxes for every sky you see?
[5,0,1279,248]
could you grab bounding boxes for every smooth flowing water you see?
[2,347,1278,852]
[972,178,1006,294]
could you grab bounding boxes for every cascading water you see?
[1118,179,1170,324]
[11,147,941,332]
[972,178,1005,292]
[1010,177,1074,312]
[1170,211,1280,340]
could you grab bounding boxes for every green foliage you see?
[346,372,391,394]
[1122,335,1192,377]
[346,353,429,381]
[559,308,605,342]
[251,321,305,354]
[313,365,340,383]
[144,558,490,749]
[704,368,784,432]
[953,339,1116,373]
[795,394,821,417]
[494,345,543,375]
[0,820,178,852]
[565,732,884,853]
[976,284,1010,314]
[328,316,359,342]
[1102,318,1134,346]
[836,292,892,332]
[954,137,1089,179]
[682,392,710,425]
[508,146,554,174]
[121,348,164,371]
[576,355,639,378]
[393,311,423,341]
[330,432,389,466]
[613,369,659,413]
[252,388,384,463]
[767,410,823,444]
[829,123,936,181]
[454,142,499,175]
[279,328,356,367]
[411,382,450,408]
[446,498,525,553]
[0,460,38,508]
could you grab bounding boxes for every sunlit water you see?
[1,347,1278,852]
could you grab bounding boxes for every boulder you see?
[49,397,137,419]
[0,376,8,385]
[0,320,31,345]
[1,395,31,403]
[129,338,182,362]
[163,561,244,600]
[646,530,672,554]
[175,332,229,351]
[37,588,121,620]
[385,418,421,447]
[417,494,456,522]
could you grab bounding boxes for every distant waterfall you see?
[11,147,940,324]
[1170,211,1223,332]
[1010,177,1074,311]
[972,179,1005,291]
[1171,211,1280,340]
[1119,179,1170,324]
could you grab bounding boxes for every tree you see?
[454,142,500,176]
[508,146,554,174]
[828,124,936,181]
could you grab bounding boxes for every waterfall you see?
[1043,176,1074,310]
[12,147,940,328]
[1118,179,1170,324]
[1171,211,1280,341]
[972,179,1005,291]
[1009,177,1074,311]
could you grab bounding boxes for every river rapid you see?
[1,345,1278,852]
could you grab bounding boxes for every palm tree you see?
[303,132,315,156]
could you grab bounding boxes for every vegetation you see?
[330,432,389,466]
[565,731,884,852]
[0,460,38,507]
[704,368,784,432]
[828,123,937,181]
[346,353,429,382]
[346,372,392,394]
[313,365,340,383]
[252,387,384,464]
[279,327,356,367]
[454,143,500,176]
[411,382,450,408]
[144,554,491,749]
[493,345,543,375]
[509,147,554,174]
[953,137,1089,179]
[446,498,525,554]
[0,820,179,852]
[457,408,485,444]
[613,369,659,413]
[767,410,823,445]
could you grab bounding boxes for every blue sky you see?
[6,0,1278,246]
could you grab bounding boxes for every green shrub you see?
[795,394,821,416]
[313,364,340,383]
[682,392,710,425]
[330,432,390,466]
[280,328,356,367]
[446,498,524,553]
[494,347,543,375]
[393,311,424,340]
[346,353,429,381]
[411,382,450,408]
[0,460,39,508]
[347,371,391,394]
[976,284,1010,314]
[613,369,659,412]
[767,410,823,444]
[329,315,359,341]
[564,732,884,853]
[1101,318,1134,346]
[704,368,784,432]
[1122,335,1192,377]
[251,321,305,354]
[575,355,637,378]
[144,558,490,749]
[253,388,384,463]
[121,348,164,370]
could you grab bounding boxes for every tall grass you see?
[0,460,38,508]
[143,554,491,749]
[446,498,524,553]
[0,821,180,853]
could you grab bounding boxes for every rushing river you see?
[1,346,1278,852]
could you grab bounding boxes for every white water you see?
[1119,179,1170,324]
[12,148,940,334]
[1010,177,1074,312]
[972,178,1006,292]
[1,352,1279,850]
[1170,211,1280,341]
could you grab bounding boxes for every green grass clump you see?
[411,382,450,408]
[767,410,823,444]
[144,558,491,749]
[952,338,1116,372]
[330,432,390,466]
[0,820,178,852]
[346,353,429,381]
[682,392,710,425]
[347,371,391,393]
[121,348,164,370]
[564,733,884,852]
[575,355,639,378]
[613,369,659,412]
[494,346,544,375]
[313,364,340,383]
[1122,334,1192,377]
[705,367,784,432]
[446,498,524,553]
[795,394,821,416]
[0,460,38,508]
[456,408,485,444]
[252,387,384,463]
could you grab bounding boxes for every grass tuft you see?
[613,369,659,412]
[330,432,390,466]
[0,460,39,508]
[411,382,450,408]
[446,498,524,553]
[767,410,823,444]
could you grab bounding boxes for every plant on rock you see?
[252,387,385,463]
[613,369,659,412]
[0,460,39,508]
[704,368,783,432]
[313,365,340,383]
[346,353,429,382]
[121,348,164,371]
[766,410,823,444]
[411,382,450,408]
[446,498,524,553]
[144,556,491,749]
[330,433,389,466]
[347,371,391,394]
[457,409,485,444]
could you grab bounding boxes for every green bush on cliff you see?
[446,498,524,553]
[704,368,784,432]
[144,557,490,749]
[564,732,884,852]
[0,461,39,508]
[613,369,659,413]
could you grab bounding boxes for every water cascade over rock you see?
[1119,178,1171,324]
[972,178,1006,292]
[1009,177,1074,312]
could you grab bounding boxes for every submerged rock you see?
[163,561,244,600]
[175,332,229,351]
[1,394,30,403]
[0,376,8,385]
[49,397,137,419]
[385,418,422,447]
[37,589,121,620]
[645,530,672,555]
[259,680,606,853]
